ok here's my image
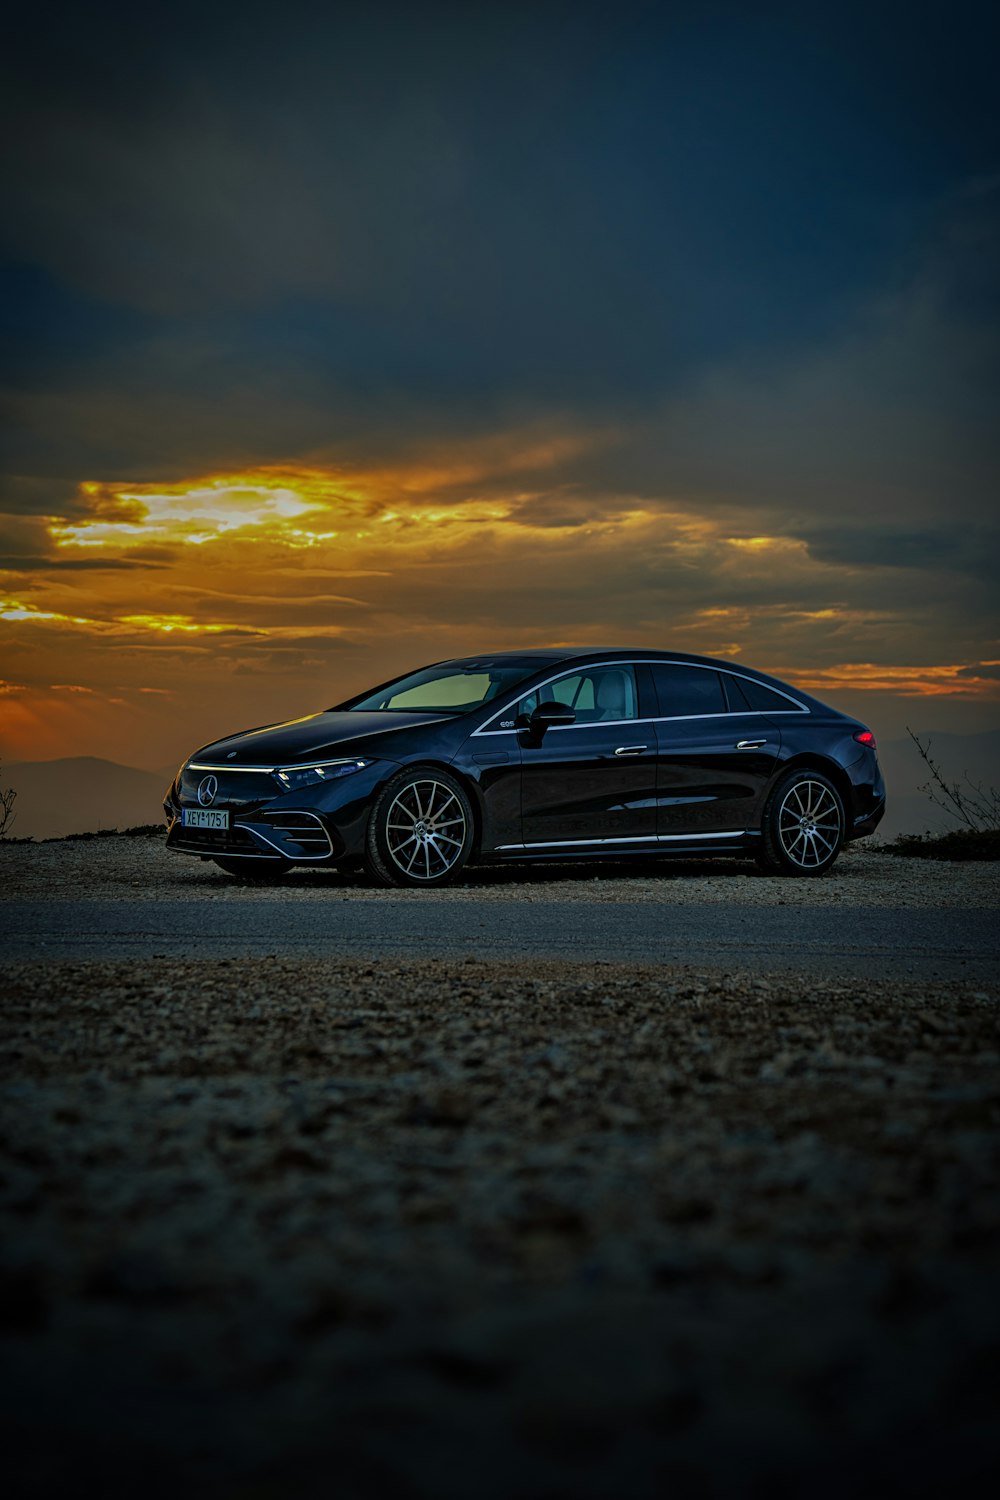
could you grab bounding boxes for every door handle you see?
[735,739,766,750]
[614,745,648,756]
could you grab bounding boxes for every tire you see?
[213,858,291,883]
[756,769,845,877]
[364,767,474,888]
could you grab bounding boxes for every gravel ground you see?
[2,841,999,1497]
[2,833,999,907]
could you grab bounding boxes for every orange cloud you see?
[777,662,1000,697]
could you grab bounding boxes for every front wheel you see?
[756,770,845,877]
[364,767,474,888]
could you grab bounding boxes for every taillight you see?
[853,729,876,749]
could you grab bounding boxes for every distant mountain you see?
[1,758,170,841]
[1,731,997,842]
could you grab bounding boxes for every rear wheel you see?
[364,767,474,888]
[213,858,291,883]
[756,770,845,877]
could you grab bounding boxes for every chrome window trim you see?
[475,709,807,738]
[472,659,809,737]
[497,830,746,850]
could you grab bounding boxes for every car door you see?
[649,663,784,836]
[516,663,659,847]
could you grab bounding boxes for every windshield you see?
[341,659,553,714]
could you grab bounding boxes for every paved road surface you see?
[3,898,997,980]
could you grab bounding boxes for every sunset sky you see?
[2,0,998,772]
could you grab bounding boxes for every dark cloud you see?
[0,555,165,572]
[4,2,999,418]
[506,494,630,530]
[803,527,1000,578]
[564,201,1000,532]
[0,475,93,518]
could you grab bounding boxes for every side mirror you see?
[526,700,576,736]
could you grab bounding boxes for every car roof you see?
[434,649,835,714]
[437,650,570,661]
[441,647,771,673]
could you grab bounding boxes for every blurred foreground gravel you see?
[2,840,999,1497]
[2,961,999,1495]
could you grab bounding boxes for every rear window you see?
[650,664,726,717]
[725,674,804,713]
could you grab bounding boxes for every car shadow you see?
[181,855,786,890]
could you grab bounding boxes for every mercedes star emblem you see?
[197,775,219,807]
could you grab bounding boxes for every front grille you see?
[258,810,333,856]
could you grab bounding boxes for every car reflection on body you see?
[164,649,885,886]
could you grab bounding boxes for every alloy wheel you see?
[385,778,469,881]
[776,778,842,870]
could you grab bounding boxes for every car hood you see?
[193,710,457,766]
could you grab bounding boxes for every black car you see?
[164,649,885,885]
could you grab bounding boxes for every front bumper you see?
[164,759,398,864]
[166,808,337,862]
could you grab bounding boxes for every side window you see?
[552,674,591,709]
[650,664,726,717]
[519,665,638,724]
[725,674,803,713]
[587,666,636,722]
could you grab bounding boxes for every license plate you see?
[182,808,229,830]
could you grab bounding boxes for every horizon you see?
[6,716,1000,779]
[2,2,998,768]
[6,722,998,844]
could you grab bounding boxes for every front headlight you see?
[272,758,371,793]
